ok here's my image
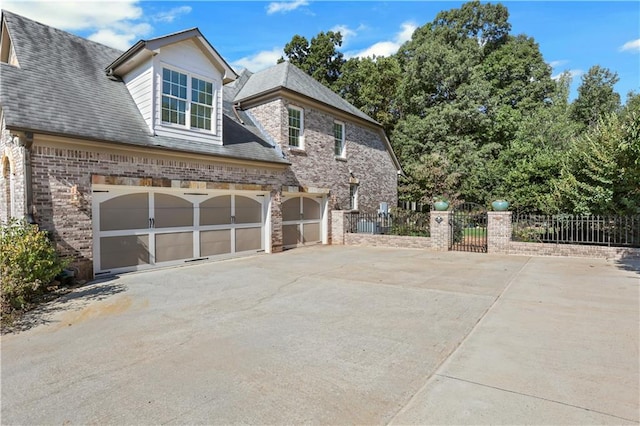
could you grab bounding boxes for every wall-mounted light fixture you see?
[435,216,443,224]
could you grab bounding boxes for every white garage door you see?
[282,195,323,249]
[92,187,267,276]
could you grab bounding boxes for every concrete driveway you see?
[1,246,638,425]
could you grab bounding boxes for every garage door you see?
[282,195,323,248]
[93,188,266,275]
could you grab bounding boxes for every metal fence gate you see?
[450,202,488,253]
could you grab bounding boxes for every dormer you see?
[0,13,19,67]
[106,29,237,145]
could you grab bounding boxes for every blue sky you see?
[3,1,639,101]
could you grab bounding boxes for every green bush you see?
[1,219,67,312]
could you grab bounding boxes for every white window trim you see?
[287,105,305,150]
[334,120,345,158]
[159,65,218,135]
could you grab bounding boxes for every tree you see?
[335,56,402,133]
[571,65,621,128]
[280,31,345,89]
[556,111,640,215]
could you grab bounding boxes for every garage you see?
[281,194,326,249]
[92,186,268,275]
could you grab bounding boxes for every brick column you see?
[430,211,452,251]
[487,211,512,254]
[330,210,349,245]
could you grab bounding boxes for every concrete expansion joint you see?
[434,374,639,424]
[388,257,534,425]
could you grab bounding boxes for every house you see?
[0,10,400,279]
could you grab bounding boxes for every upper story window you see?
[334,121,345,157]
[288,106,304,148]
[161,67,215,131]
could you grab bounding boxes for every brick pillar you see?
[487,211,512,254]
[330,210,349,245]
[270,189,283,253]
[430,211,452,251]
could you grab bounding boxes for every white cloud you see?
[330,25,357,46]
[552,69,584,81]
[619,39,640,53]
[549,60,568,68]
[2,1,143,30]
[347,21,417,59]
[232,48,284,72]
[153,6,192,23]
[1,1,187,51]
[266,0,309,15]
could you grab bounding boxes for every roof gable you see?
[107,28,237,84]
[233,62,378,125]
[0,10,286,166]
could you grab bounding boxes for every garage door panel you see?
[282,198,300,222]
[200,195,232,226]
[100,235,150,270]
[303,198,321,220]
[235,196,262,224]
[154,194,193,228]
[100,193,148,231]
[155,232,193,263]
[200,230,231,256]
[303,223,320,243]
[236,227,262,252]
[283,224,300,246]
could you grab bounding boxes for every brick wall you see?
[333,209,639,261]
[345,233,432,250]
[509,241,640,260]
[29,135,288,278]
[430,211,451,251]
[487,211,511,254]
[247,98,398,213]
[0,124,27,222]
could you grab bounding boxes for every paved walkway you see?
[1,246,638,424]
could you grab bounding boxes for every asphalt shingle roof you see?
[234,61,379,125]
[0,11,287,165]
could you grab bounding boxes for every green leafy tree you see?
[556,111,640,215]
[335,56,402,133]
[280,31,345,88]
[491,73,580,213]
[571,65,621,128]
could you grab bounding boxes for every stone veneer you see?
[246,98,397,213]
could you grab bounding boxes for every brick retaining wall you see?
[509,241,640,259]
[345,233,432,249]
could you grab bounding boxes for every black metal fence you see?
[512,214,640,248]
[347,210,430,237]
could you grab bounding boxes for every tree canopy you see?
[277,1,638,215]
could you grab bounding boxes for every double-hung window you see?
[288,106,303,148]
[162,67,215,131]
[334,121,345,157]
[162,68,187,126]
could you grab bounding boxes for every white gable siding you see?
[123,58,153,133]
[152,40,224,145]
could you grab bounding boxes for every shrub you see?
[1,219,67,312]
